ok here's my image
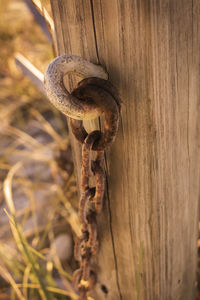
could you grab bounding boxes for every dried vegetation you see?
[0,1,79,299]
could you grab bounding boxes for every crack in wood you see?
[89,1,123,299]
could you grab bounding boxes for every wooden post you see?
[50,1,200,299]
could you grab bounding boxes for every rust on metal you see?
[71,78,121,299]
[44,56,121,300]
[70,77,121,150]
[44,55,108,120]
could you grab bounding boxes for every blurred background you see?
[0,1,200,300]
[0,0,81,299]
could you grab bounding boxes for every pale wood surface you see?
[50,1,200,299]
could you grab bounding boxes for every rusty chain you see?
[71,77,121,299]
[72,131,104,299]
[44,55,121,300]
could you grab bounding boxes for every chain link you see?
[72,131,104,299]
[44,56,121,299]
[70,78,121,300]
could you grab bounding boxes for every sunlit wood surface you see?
[50,1,200,299]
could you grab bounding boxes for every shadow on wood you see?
[50,1,200,299]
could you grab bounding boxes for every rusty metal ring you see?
[80,132,104,224]
[44,55,108,120]
[72,268,83,290]
[75,77,122,110]
[70,78,120,150]
[73,268,96,292]
[91,154,105,214]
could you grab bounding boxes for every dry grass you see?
[0,1,80,299]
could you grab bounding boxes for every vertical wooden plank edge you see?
[50,1,121,299]
[89,1,123,299]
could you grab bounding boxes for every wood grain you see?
[50,1,200,299]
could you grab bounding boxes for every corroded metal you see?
[44,55,108,120]
[44,55,121,300]
[72,131,105,299]
[70,77,121,150]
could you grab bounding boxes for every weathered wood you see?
[50,1,200,299]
